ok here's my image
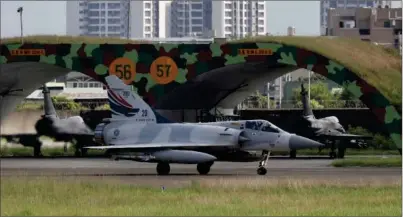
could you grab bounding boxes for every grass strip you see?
[1,177,401,216]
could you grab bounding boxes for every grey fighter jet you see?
[1,85,95,156]
[289,83,372,159]
[84,75,324,176]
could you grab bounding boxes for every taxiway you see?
[1,158,401,187]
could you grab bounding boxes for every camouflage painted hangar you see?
[0,35,401,151]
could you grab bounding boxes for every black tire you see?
[156,163,170,175]
[257,167,267,175]
[290,149,297,159]
[337,148,345,159]
[197,162,213,175]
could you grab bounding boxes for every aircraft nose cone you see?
[289,135,324,149]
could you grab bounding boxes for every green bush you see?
[51,96,82,110]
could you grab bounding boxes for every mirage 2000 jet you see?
[1,85,95,156]
[288,83,372,159]
[84,75,324,176]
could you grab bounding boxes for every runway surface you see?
[1,158,401,187]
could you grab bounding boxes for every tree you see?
[252,90,276,109]
[291,82,343,108]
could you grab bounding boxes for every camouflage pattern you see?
[0,42,401,150]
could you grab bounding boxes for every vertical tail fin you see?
[105,75,172,123]
[42,84,58,118]
[300,83,314,117]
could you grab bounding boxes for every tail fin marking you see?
[105,75,172,124]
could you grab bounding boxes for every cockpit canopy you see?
[245,120,283,133]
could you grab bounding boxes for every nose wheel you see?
[257,150,271,175]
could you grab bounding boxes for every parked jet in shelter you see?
[1,85,95,156]
[84,75,324,176]
[289,83,372,159]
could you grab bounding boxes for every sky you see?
[0,1,401,38]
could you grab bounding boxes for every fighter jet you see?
[84,75,324,176]
[289,83,372,159]
[1,85,95,156]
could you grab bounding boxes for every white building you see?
[169,0,266,38]
[66,0,170,38]
[320,0,392,35]
[170,0,213,38]
[212,1,266,38]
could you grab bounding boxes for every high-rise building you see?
[169,0,213,38]
[212,1,266,38]
[169,0,266,38]
[66,0,170,38]
[320,0,392,35]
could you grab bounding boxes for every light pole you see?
[308,70,311,101]
[126,1,130,39]
[17,7,23,44]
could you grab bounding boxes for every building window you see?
[145,33,151,38]
[88,11,99,17]
[145,2,151,8]
[108,18,120,24]
[258,12,264,17]
[258,27,264,32]
[225,26,232,32]
[145,18,151,24]
[108,3,120,9]
[145,26,151,32]
[145,11,151,17]
[191,11,202,17]
[225,12,232,17]
[100,3,105,9]
[88,3,100,9]
[191,3,202,10]
[192,19,202,25]
[225,19,232,24]
[108,26,120,32]
[258,19,264,25]
[88,26,100,32]
[192,26,202,32]
[89,19,99,25]
[108,11,120,17]
[225,3,232,9]
[258,4,264,10]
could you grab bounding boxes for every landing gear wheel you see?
[337,148,345,159]
[256,150,271,176]
[257,167,267,175]
[290,149,297,159]
[197,162,213,175]
[156,162,170,175]
[33,145,42,157]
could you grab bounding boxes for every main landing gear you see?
[156,161,215,176]
[257,150,271,175]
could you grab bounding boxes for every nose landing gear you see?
[257,150,271,175]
